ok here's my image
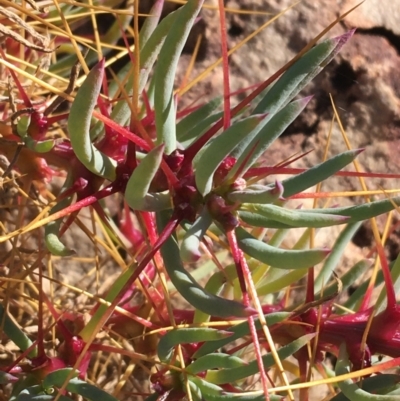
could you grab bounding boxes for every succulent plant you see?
[1,1,400,401]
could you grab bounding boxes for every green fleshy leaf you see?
[157,210,252,318]
[314,222,362,292]
[282,149,362,198]
[253,33,352,115]
[195,114,264,195]
[45,173,76,256]
[42,369,78,390]
[305,197,400,222]
[193,312,289,358]
[154,0,204,153]
[316,259,371,300]
[226,32,353,173]
[68,60,117,181]
[189,377,283,401]
[0,304,35,357]
[236,227,329,269]
[43,368,118,401]
[186,353,247,375]
[177,97,222,140]
[66,378,118,401]
[228,181,284,204]
[228,97,312,179]
[180,208,212,262]
[139,0,164,50]
[205,334,314,384]
[139,5,182,94]
[158,328,232,362]
[125,144,171,211]
[179,111,224,148]
[331,374,400,401]
[282,149,363,198]
[250,203,349,228]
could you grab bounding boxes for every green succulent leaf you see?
[180,208,213,262]
[305,196,400,222]
[49,12,132,76]
[330,374,400,401]
[125,144,171,211]
[158,328,232,362]
[314,222,362,292]
[42,368,118,401]
[186,353,247,375]
[45,173,75,256]
[139,0,164,50]
[282,149,363,198]
[194,311,289,358]
[236,227,330,269]
[240,196,400,229]
[189,377,283,401]
[225,31,353,174]
[249,203,349,228]
[253,32,353,115]
[177,97,222,140]
[228,97,312,179]
[140,5,182,94]
[158,211,253,318]
[66,378,118,401]
[238,210,292,228]
[228,181,284,204]
[192,263,234,324]
[195,114,265,196]
[68,60,117,181]
[257,268,308,296]
[316,258,371,300]
[154,0,204,154]
[25,138,55,153]
[179,110,224,147]
[343,267,387,313]
[205,334,314,384]
[14,388,72,401]
[42,369,78,389]
[0,304,35,357]
[45,218,75,257]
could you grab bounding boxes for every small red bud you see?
[214,156,236,186]
[230,178,247,191]
[166,150,184,172]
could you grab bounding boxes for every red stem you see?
[298,351,309,401]
[0,47,32,107]
[37,259,45,357]
[360,239,396,311]
[230,231,270,401]
[248,316,270,401]
[140,211,158,247]
[226,230,247,300]
[306,268,315,304]
[376,241,396,310]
